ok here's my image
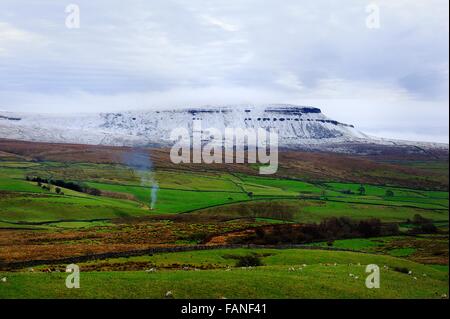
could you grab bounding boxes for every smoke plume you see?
[123,147,159,210]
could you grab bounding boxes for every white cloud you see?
[275,73,305,91]
[0,22,32,41]
[201,15,239,32]
[0,22,44,55]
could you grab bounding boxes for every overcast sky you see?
[0,0,448,142]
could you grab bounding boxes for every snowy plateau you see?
[0,105,447,155]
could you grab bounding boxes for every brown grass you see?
[0,218,265,264]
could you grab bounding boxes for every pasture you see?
[0,160,447,227]
[0,155,448,299]
[0,248,448,299]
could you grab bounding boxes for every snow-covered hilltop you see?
[0,105,447,154]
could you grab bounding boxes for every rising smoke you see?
[123,147,159,210]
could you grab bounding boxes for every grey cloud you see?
[0,0,448,142]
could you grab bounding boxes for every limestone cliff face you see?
[0,105,447,154]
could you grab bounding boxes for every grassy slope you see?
[0,194,147,223]
[85,182,250,213]
[300,201,448,223]
[0,248,447,299]
[194,199,448,224]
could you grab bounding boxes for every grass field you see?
[0,248,448,299]
[310,235,449,264]
[0,160,447,226]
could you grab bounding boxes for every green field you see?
[0,160,447,227]
[0,248,447,299]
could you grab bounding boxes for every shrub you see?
[234,254,263,267]
[410,223,438,234]
[84,187,101,196]
[393,266,410,274]
[229,217,396,245]
[358,219,382,237]
[412,214,431,225]
[223,254,263,267]
[358,185,366,195]
[186,232,209,243]
[382,223,400,236]
[409,214,437,234]
[419,223,438,233]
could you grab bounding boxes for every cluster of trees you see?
[407,214,437,234]
[232,217,400,245]
[26,176,101,196]
[341,185,366,195]
[340,185,395,197]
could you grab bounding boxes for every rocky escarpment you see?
[0,104,447,155]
